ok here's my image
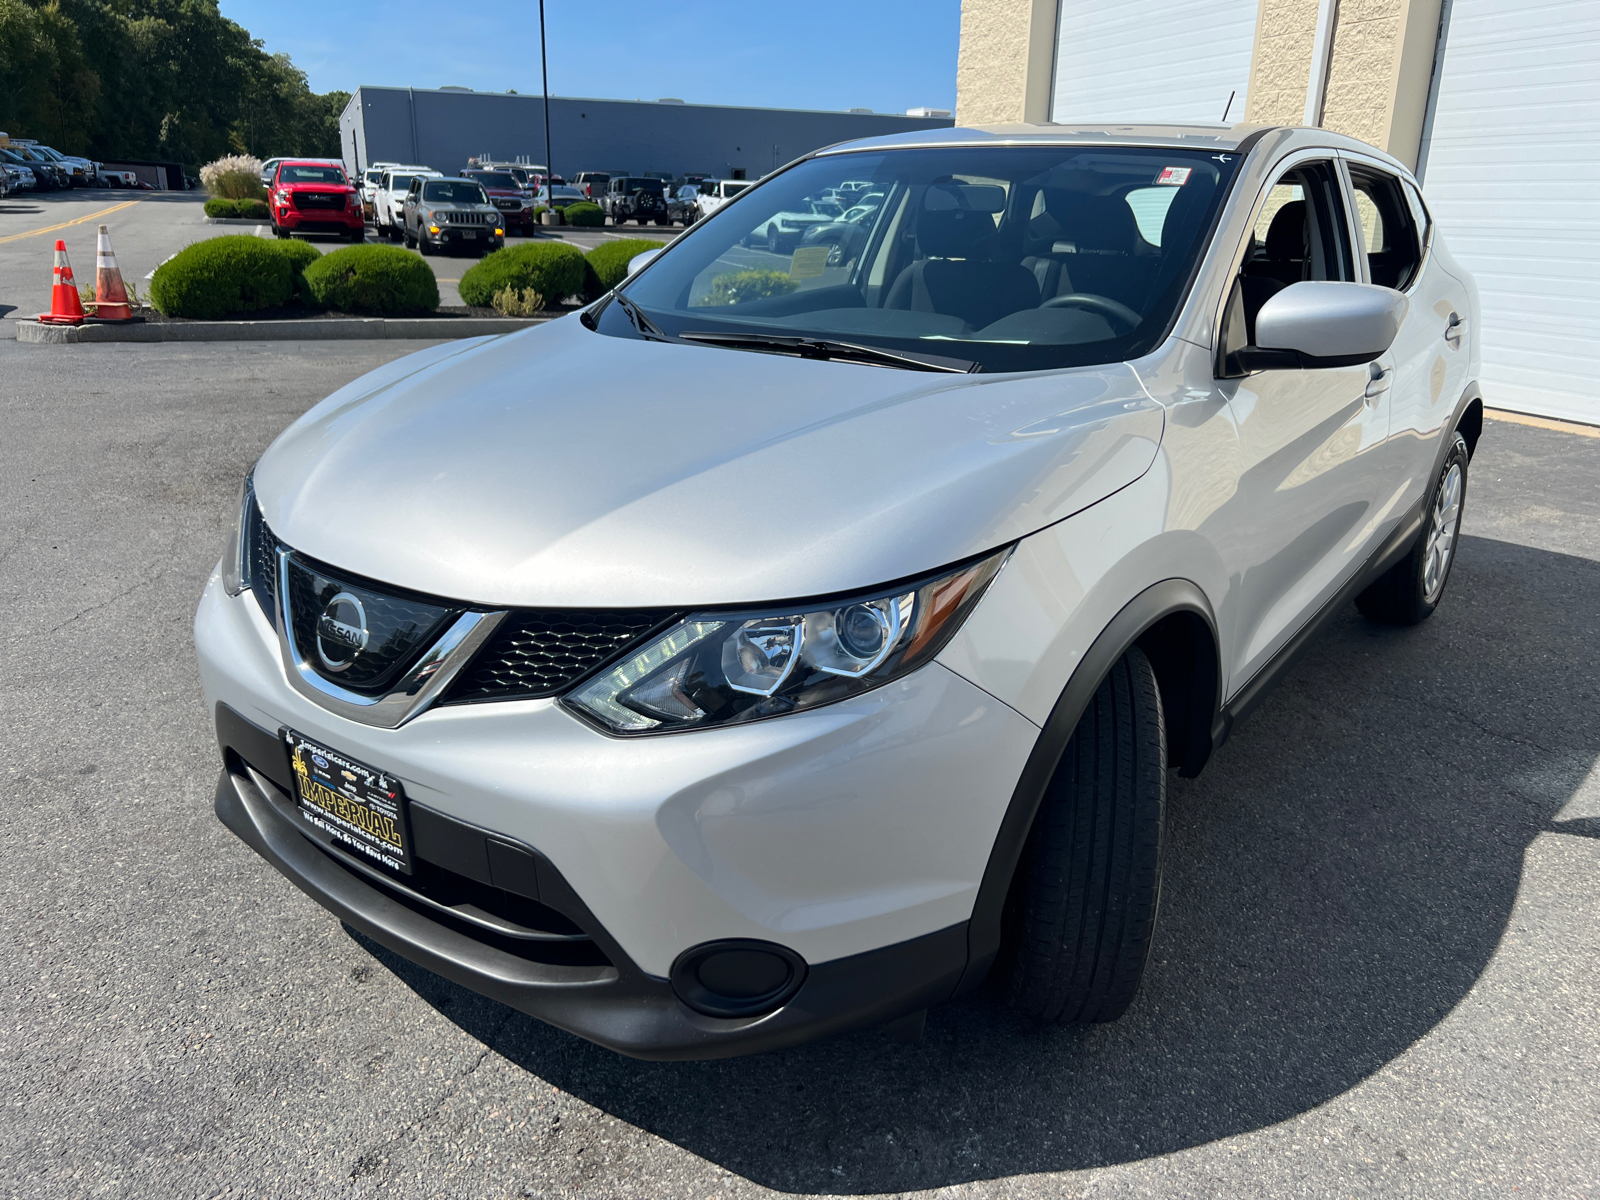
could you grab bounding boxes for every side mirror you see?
[627,249,661,276]
[1247,281,1407,370]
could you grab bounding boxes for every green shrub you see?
[303,244,439,314]
[583,238,665,299]
[204,198,239,218]
[459,241,586,308]
[237,198,270,220]
[272,237,323,301]
[148,236,296,318]
[564,201,604,227]
[698,269,799,306]
[530,205,548,222]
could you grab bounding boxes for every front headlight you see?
[566,548,1010,735]
[221,472,255,595]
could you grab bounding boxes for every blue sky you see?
[220,1,961,114]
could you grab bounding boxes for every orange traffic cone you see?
[38,239,85,325]
[93,225,134,321]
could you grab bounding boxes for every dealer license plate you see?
[284,730,412,873]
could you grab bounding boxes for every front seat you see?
[885,187,1040,330]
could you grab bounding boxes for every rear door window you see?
[1348,166,1422,290]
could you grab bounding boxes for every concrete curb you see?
[15,316,555,344]
[202,216,270,225]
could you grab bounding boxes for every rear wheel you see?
[1001,646,1166,1024]
[1356,431,1469,625]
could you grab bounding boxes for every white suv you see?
[197,124,1480,1059]
[372,166,439,240]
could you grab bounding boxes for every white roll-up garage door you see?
[1420,0,1600,423]
[1050,0,1259,125]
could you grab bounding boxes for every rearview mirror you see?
[1248,281,1407,369]
[627,249,661,276]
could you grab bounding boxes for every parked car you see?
[694,178,750,219]
[461,169,537,235]
[402,176,503,256]
[358,163,409,222]
[3,146,61,189]
[374,168,441,240]
[795,194,885,265]
[572,171,610,199]
[269,159,364,242]
[96,168,138,188]
[199,123,1480,1061]
[665,183,701,225]
[601,176,668,225]
[0,155,36,191]
[259,157,287,190]
[743,195,845,254]
[533,184,586,212]
[14,141,95,186]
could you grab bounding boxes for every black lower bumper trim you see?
[214,763,968,1059]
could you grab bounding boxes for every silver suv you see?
[198,123,1479,1059]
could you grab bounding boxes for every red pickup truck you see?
[270,160,364,242]
[461,169,536,235]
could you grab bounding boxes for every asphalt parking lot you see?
[0,190,683,328]
[1,336,1597,1199]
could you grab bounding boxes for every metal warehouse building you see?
[339,87,954,188]
[959,0,1600,424]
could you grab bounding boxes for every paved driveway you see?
[0,338,1596,1198]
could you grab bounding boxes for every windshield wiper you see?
[677,331,980,374]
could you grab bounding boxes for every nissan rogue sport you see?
[197,122,1481,1060]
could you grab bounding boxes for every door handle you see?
[1365,361,1393,403]
[1444,312,1466,350]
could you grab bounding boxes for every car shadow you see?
[349,533,1600,1193]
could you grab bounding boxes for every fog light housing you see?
[670,939,807,1018]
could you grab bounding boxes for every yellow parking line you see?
[0,199,142,245]
[1485,408,1600,439]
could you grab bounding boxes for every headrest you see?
[1264,200,1307,259]
[1037,190,1138,253]
[918,182,1001,257]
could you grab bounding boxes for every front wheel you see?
[417,228,434,256]
[1001,645,1166,1024]
[1356,431,1469,625]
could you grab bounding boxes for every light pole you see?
[540,0,552,212]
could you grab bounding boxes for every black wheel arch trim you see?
[958,577,1221,995]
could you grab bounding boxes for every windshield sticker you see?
[788,246,830,281]
[1155,166,1192,186]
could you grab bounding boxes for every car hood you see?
[255,318,1164,608]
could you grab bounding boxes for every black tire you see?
[347,227,364,243]
[417,227,434,256]
[272,222,289,240]
[402,224,416,250]
[1356,431,1469,626]
[1001,646,1166,1024]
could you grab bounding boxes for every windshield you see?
[280,164,347,185]
[622,178,664,193]
[424,181,488,204]
[606,146,1241,372]
[473,172,520,189]
[541,186,583,198]
[388,174,419,191]
[364,170,382,185]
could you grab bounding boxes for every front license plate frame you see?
[462,230,478,239]
[283,729,413,873]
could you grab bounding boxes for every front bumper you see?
[277,208,363,233]
[213,746,968,1059]
[492,206,535,228]
[195,570,1038,1055]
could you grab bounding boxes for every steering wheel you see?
[1041,293,1142,333]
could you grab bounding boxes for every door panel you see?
[1349,162,1473,504]
[1207,158,1395,691]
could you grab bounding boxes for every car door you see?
[1207,154,1398,690]
[1342,154,1473,509]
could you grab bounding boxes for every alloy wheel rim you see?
[1423,462,1463,601]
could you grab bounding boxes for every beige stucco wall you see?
[1246,0,1323,126]
[957,0,1441,166]
[956,0,1059,126]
